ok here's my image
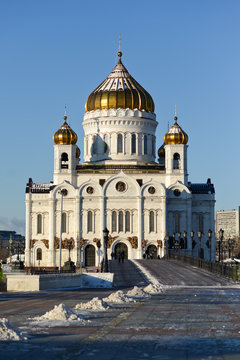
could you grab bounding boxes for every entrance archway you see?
[85,244,95,266]
[147,244,157,259]
[115,242,128,260]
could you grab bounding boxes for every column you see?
[74,195,80,266]
[137,196,143,259]
[25,194,32,267]
[160,196,166,256]
[49,198,56,267]
[100,196,105,263]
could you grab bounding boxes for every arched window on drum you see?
[117,134,123,153]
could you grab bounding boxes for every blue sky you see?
[0,0,239,234]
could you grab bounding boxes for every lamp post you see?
[207,229,212,263]
[67,240,73,262]
[58,188,68,273]
[197,231,202,259]
[218,228,224,263]
[190,231,195,257]
[103,228,109,272]
[227,238,234,259]
[183,231,187,256]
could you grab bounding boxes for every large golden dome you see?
[54,111,78,145]
[85,52,155,112]
[164,115,188,145]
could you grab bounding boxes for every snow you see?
[0,318,27,341]
[29,303,89,325]
[75,297,110,311]
[127,286,150,298]
[103,290,136,304]
[131,260,165,294]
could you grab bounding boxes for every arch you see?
[173,153,180,169]
[149,211,154,232]
[37,214,42,234]
[117,134,123,153]
[125,211,130,232]
[115,242,128,260]
[112,211,117,232]
[131,134,136,154]
[61,153,68,169]
[85,244,95,266]
[62,212,67,233]
[144,135,147,155]
[87,211,93,232]
[146,244,157,259]
[36,248,42,261]
[118,211,123,232]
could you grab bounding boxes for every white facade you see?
[24,54,216,269]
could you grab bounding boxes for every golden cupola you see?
[85,51,155,112]
[54,106,78,145]
[164,110,188,145]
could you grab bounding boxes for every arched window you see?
[152,136,155,156]
[144,135,147,155]
[37,214,42,234]
[131,134,136,154]
[61,153,68,169]
[125,211,130,232]
[118,211,123,232]
[149,211,154,232]
[112,211,117,232]
[173,153,180,169]
[175,212,180,232]
[117,134,123,153]
[103,134,109,153]
[199,214,204,232]
[87,211,93,232]
[62,212,67,233]
[36,248,42,261]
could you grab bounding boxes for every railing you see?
[167,252,239,281]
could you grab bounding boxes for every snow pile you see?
[144,283,163,294]
[103,290,136,304]
[127,286,150,298]
[75,297,110,311]
[0,318,27,341]
[30,303,88,323]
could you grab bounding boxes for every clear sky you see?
[0,0,239,235]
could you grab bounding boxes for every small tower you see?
[53,105,80,186]
[164,106,188,186]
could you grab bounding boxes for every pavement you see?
[1,260,240,360]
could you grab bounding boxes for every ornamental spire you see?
[174,104,178,123]
[118,34,122,64]
[64,104,67,122]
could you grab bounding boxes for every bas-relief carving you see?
[54,236,75,249]
[127,236,138,249]
[30,239,49,249]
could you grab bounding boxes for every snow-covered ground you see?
[0,318,27,341]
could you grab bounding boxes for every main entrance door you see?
[85,244,95,266]
[115,242,128,260]
[147,245,157,259]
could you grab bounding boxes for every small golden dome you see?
[76,146,80,158]
[85,51,154,112]
[53,108,78,145]
[158,143,165,158]
[164,115,188,145]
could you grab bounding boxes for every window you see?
[103,134,108,153]
[112,211,117,232]
[173,153,180,169]
[36,248,42,261]
[152,136,155,156]
[37,214,42,234]
[175,212,180,232]
[125,211,130,232]
[199,214,204,232]
[87,211,93,232]
[86,138,88,156]
[117,134,123,153]
[131,134,136,154]
[149,211,154,232]
[61,153,68,169]
[144,135,147,155]
[62,212,66,233]
[119,211,123,232]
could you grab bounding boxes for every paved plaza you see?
[1,260,240,359]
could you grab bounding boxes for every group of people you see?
[111,251,125,263]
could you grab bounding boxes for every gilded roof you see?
[164,116,188,145]
[85,52,155,112]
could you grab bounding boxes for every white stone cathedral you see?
[24,51,215,269]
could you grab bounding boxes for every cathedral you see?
[24,50,215,269]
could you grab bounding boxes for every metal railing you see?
[167,251,239,281]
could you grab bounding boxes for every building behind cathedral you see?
[24,50,215,269]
